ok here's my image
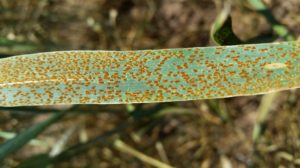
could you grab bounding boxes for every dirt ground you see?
[0,0,300,167]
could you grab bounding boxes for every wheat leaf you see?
[0,41,299,106]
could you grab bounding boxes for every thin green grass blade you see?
[211,15,242,45]
[16,154,51,168]
[0,111,66,160]
[210,3,242,45]
[0,41,299,106]
[248,0,295,41]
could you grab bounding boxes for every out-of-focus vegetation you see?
[0,0,300,167]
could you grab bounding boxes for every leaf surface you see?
[0,41,299,106]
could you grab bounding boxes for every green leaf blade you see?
[0,112,65,160]
[0,41,299,106]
